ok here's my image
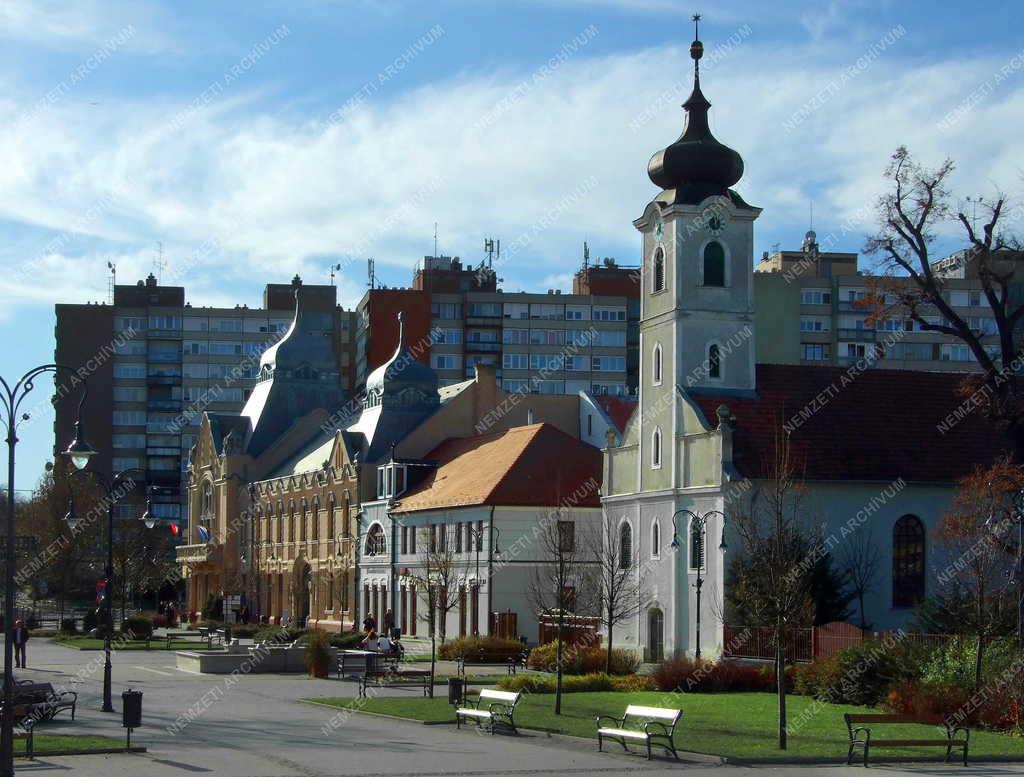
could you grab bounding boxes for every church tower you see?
[636,15,760,428]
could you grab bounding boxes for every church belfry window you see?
[708,344,721,380]
[703,241,725,287]
[618,522,632,569]
[653,343,663,385]
[651,427,662,469]
[652,248,665,293]
[892,515,925,608]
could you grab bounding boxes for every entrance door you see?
[647,608,664,662]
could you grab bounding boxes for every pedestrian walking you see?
[13,620,29,669]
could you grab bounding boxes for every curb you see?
[299,699,452,726]
[21,746,147,758]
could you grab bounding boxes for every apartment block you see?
[356,255,638,397]
[53,274,356,526]
[754,232,1015,371]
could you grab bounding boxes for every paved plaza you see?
[6,639,1022,777]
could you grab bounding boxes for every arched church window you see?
[892,515,925,608]
[653,248,665,293]
[708,344,721,379]
[653,343,663,385]
[618,522,632,569]
[651,427,662,469]
[703,241,725,287]
[651,521,661,558]
[365,524,386,557]
[200,482,213,519]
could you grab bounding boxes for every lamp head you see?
[63,419,97,471]
[670,533,681,550]
[63,497,79,531]
[141,497,157,529]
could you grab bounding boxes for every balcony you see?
[146,352,181,363]
[146,329,183,339]
[465,341,502,353]
[146,447,180,457]
[147,374,182,386]
[176,543,221,565]
[147,399,183,412]
[837,328,877,341]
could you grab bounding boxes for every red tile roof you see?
[595,395,638,433]
[689,364,1002,482]
[392,423,602,513]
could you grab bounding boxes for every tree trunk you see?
[777,623,787,750]
[974,633,986,690]
[857,590,866,629]
[555,611,564,715]
[605,617,614,675]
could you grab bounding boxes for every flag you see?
[170,523,180,537]
[197,525,210,543]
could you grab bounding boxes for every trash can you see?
[122,688,142,729]
[447,677,464,706]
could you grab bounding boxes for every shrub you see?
[227,624,260,639]
[59,618,78,635]
[526,641,638,676]
[438,636,524,660]
[29,629,58,637]
[122,615,153,640]
[304,629,332,678]
[497,672,618,694]
[921,636,1017,687]
[149,614,168,629]
[651,656,777,693]
[201,595,223,621]
[610,673,656,692]
[796,640,918,707]
[329,631,364,650]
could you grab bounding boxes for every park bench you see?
[456,689,521,734]
[596,704,681,760]
[358,668,430,698]
[844,713,969,766]
[1,682,77,724]
[164,630,204,649]
[455,649,526,678]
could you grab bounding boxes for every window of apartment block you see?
[113,340,146,355]
[566,329,592,347]
[529,329,565,346]
[112,434,146,448]
[216,319,242,333]
[592,355,626,372]
[209,341,242,356]
[969,291,982,307]
[503,328,528,344]
[183,317,209,331]
[469,302,501,317]
[432,354,460,371]
[115,316,147,332]
[182,363,208,379]
[530,354,563,371]
[799,317,829,332]
[800,289,832,305]
[941,343,972,362]
[432,327,462,344]
[565,355,588,372]
[503,303,529,319]
[112,457,141,471]
[113,387,145,402]
[113,364,146,379]
[565,305,590,321]
[149,315,181,330]
[431,302,463,319]
[591,382,627,395]
[593,307,626,321]
[801,344,830,361]
[592,329,626,347]
[530,303,564,320]
[112,410,147,426]
[503,353,528,370]
[466,328,498,343]
[184,341,208,355]
[533,380,564,395]
[968,316,998,336]
[502,379,529,392]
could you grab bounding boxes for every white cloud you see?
[0,35,1021,312]
[0,0,175,52]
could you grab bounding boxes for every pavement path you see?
[8,639,1024,777]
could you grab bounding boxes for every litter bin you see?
[447,677,464,706]
[122,688,142,747]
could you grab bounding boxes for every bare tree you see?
[864,146,1023,453]
[838,528,880,630]
[727,427,819,750]
[585,512,646,674]
[403,523,463,697]
[528,517,593,715]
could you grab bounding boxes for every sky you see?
[1,0,1023,488]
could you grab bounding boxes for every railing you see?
[723,625,813,663]
[837,328,877,341]
[723,623,955,664]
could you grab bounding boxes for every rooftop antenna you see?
[433,222,438,259]
[367,257,376,289]
[809,201,814,231]
[583,240,590,270]
[771,242,781,254]
[153,241,166,283]
[330,262,341,286]
[964,195,982,233]
[484,238,496,268]
[107,261,116,304]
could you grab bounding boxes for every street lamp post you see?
[670,509,727,660]
[986,474,1024,646]
[62,466,152,713]
[0,363,86,777]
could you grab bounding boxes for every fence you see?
[723,622,954,664]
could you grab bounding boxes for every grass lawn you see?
[52,636,209,651]
[18,733,126,756]
[308,690,1024,762]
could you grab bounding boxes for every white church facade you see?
[601,26,1000,660]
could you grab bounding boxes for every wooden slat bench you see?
[2,683,77,725]
[358,668,430,698]
[844,713,969,766]
[455,650,526,678]
[165,630,204,649]
[456,689,521,734]
[596,704,681,760]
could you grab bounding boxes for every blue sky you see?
[2,0,1023,488]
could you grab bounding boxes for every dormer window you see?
[376,463,408,500]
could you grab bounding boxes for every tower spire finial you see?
[690,13,704,86]
[396,311,405,350]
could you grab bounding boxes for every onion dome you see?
[647,16,745,203]
[363,312,439,410]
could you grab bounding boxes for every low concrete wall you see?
[176,646,339,674]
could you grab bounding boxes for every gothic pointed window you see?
[703,241,725,287]
[618,522,632,569]
[651,427,662,469]
[708,344,721,379]
[653,343,663,385]
[892,515,925,608]
[651,520,661,558]
[652,248,665,293]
